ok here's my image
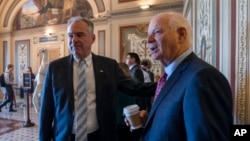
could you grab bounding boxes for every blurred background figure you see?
[33,49,49,113]
[141,59,154,82]
[23,66,36,107]
[117,62,136,141]
[141,59,155,112]
[125,52,150,140]
[0,64,16,112]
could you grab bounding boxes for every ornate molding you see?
[110,2,183,17]
[235,0,248,124]
[12,24,67,36]
[15,39,30,86]
[3,0,21,27]
[90,2,183,24]
[196,0,213,65]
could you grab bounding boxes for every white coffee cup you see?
[123,104,142,129]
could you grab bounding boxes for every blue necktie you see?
[76,60,88,141]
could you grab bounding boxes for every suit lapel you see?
[144,53,195,128]
[92,54,104,102]
[67,55,75,111]
[144,70,181,128]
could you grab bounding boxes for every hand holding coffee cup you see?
[123,104,142,129]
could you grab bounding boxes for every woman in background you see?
[117,62,136,141]
[24,67,36,107]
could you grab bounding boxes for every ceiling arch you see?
[0,0,106,33]
[3,0,22,27]
[0,0,28,33]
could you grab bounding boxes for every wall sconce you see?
[140,4,150,10]
[44,32,52,36]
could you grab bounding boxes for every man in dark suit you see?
[39,17,156,141]
[126,52,149,111]
[141,59,155,112]
[126,52,144,82]
[129,12,232,141]
[141,59,154,82]
[125,52,149,140]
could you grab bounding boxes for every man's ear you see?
[92,34,96,42]
[177,27,187,42]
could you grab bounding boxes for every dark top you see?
[23,73,36,93]
[116,91,136,124]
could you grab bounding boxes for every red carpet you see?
[0,117,22,135]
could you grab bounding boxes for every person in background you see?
[125,52,150,140]
[140,63,151,83]
[126,11,233,141]
[126,52,149,111]
[140,59,155,112]
[117,62,136,141]
[0,64,16,112]
[23,66,36,107]
[141,59,154,82]
[39,16,156,141]
[126,52,144,83]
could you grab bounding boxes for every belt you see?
[71,129,100,141]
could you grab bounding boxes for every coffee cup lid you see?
[123,104,139,115]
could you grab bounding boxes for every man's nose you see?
[147,35,155,43]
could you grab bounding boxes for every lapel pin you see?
[100,70,104,72]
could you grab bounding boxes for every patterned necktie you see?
[153,73,167,102]
[76,60,88,141]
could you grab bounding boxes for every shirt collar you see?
[164,49,192,79]
[129,64,136,70]
[73,53,92,67]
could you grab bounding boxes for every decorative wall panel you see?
[235,0,249,124]
[2,41,7,70]
[15,40,30,86]
[98,30,106,56]
[195,0,216,66]
[120,24,162,80]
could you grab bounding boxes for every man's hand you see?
[124,110,148,131]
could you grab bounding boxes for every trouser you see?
[71,129,101,141]
[0,85,14,110]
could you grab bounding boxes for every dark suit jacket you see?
[39,54,156,141]
[142,53,233,141]
[130,65,150,111]
[130,64,144,82]
[148,71,154,82]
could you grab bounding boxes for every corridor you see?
[0,97,39,141]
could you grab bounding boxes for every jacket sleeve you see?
[39,64,54,141]
[183,68,232,141]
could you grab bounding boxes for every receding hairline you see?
[67,16,94,33]
[151,12,193,45]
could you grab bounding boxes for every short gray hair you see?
[168,12,193,45]
[67,16,94,34]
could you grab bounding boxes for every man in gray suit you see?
[39,17,156,141]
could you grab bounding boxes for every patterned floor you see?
[0,96,39,141]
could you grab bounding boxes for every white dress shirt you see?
[72,53,99,134]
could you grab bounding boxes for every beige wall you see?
[0,0,183,83]
[2,0,250,124]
